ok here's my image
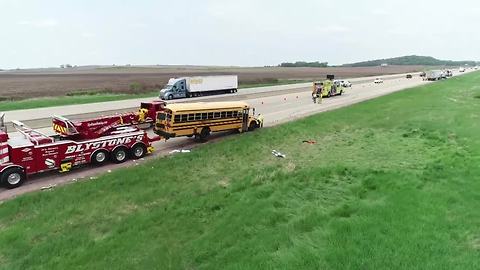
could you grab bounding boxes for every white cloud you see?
[130,22,148,28]
[371,8,389,15]
[81,32,95,38]
[316,25,351,34]
[17,19,58,28]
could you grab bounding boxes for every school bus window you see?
[166,114,172,120]
[188,114,194,121]
[214,112,220,118]
[225,111,232,118]
[207,112,213,119]
[174,115,181,122]
[202,113,207,119]
[195,113,202,120]
[157,113,166,120]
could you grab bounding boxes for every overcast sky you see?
[0,0,478,69]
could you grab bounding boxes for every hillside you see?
[343,55,477,67]
[279,61,329,67]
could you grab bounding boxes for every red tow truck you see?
[0,101,165,189]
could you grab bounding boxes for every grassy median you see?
[1,72,480,269]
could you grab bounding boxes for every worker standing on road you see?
[257,114,264,128]
[312,83,322,104]
[312,82,323,104]
[317,88,322,104]
[315,86,322,104]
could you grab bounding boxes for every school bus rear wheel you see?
[199,127,210,141]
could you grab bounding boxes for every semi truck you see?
[426,70,443,81]
[159,75,238,100]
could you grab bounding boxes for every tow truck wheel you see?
[92,150,108,165]
[131,144,147,159]
[112,147,128,163]
[1,167,25,189]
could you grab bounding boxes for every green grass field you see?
[0,91,159,112]
[1,72,480,269]
[0,80,308,112]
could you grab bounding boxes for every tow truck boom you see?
[52,101,165,140]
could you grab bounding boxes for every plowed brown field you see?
[0,65,424,99]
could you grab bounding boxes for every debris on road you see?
[169,149,191,154]
[41,184,57,191]
[272,150,286,158]
[302,140,317,144]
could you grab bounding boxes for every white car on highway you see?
[374,78,384,84]
[334,80,352,87]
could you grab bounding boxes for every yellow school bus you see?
[154,102,262,141]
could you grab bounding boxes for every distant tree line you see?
[343,55,478,67]
[279,61,329,68]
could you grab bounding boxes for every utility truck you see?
[313,75,344,98]
[159,75,238,100]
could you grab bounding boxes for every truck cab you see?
[159,78,187,100]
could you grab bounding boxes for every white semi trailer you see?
[159,75,238,100]
[426,70,443,81]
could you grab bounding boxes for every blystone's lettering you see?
[65,135,144,154]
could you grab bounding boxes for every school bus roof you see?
[165,102,250,113]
